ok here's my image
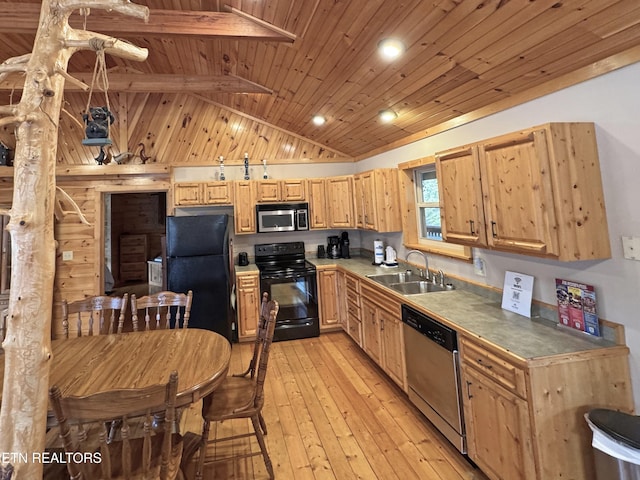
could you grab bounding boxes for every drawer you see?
[345,275,360,293]
[347,299,360,320]
[346,287,360,307]
[120,262,146,273]
[347,316,362,345]
[120,235,147,246]
[121,245,146,256]
[460,337,527,398]
[237,275,259,289]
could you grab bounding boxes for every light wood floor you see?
[180,331,488,480]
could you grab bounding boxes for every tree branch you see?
[0,106,18,117]
[61,0,149,21]
[65,31,148,62]
[55,186,92,225]
[54,68,89,91]
[0,54,30,83]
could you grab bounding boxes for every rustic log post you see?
[0,1,148,478]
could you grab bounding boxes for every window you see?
[397,156,471,261]
[415,166,442,241]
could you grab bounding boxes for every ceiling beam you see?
[0,73,274,94]
[0,4,296,41]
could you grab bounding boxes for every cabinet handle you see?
[469,220,475,235]
[380,319,384,330]
[491,221,498,238]
[466,380,473,399]
[477,358,493,369]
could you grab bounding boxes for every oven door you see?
[260,272,319,341]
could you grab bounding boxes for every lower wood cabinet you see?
[317,267,340,331]
[360,283,406,390]
[462,360,535,480]
[460,335,635,480]
[236,272,259,341]
[343,272,362,345]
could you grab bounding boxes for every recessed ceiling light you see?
[312,115,326,126]
[379,109,397,123]
[378,38,405,61]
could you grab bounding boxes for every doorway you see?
[104,191,167,296]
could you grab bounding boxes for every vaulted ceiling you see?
[1,0,640,160]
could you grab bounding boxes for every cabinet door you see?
[336,270,347,329]
[204,181,233,205]
[379,306,405,390]
[281,179,306,201]
[361,300,382,365]
[234,181,257,234]
[361,171,378,231]
[479,129,559,256]
[174,183,202,206]
[318,269,339,330]
[435,146,486,246]
[308,179,328,229]
[255,180,281,203]
[353,174,364,228]
[237,273,259,340]
[326,176,355,228]
[463,366,536,480]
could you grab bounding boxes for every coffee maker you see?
[340,231,350,258]
[327,235,340,259]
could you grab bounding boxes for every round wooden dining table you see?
[0,328,231,412]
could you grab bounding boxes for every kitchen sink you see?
[388,281,454,295]
[366,271,417,284]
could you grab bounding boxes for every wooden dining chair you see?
[61,294,129,338]
[49,371,184,480]
[130,290,193,331]
[194,296,279,480]
[0,307,7,351]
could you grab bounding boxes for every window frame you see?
[398,156,472,261]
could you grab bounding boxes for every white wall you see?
[358,62,640,412]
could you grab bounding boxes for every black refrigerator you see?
[165,214,234,341]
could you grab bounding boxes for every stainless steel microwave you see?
[256,203,309,233]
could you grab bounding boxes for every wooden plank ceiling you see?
[1,0,640,162]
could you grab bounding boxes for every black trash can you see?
[586,408,640,480]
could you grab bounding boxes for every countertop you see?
[236,256,620,361]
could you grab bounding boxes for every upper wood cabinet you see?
[255,179,306,203]
[173,182,202,206]
[307,178,329,229]
[435,123,611,260]
[234,181,257,234]
[203,181,234,205]
[354,169,402,232]
[173,181,233,206]
[326,175,355,228]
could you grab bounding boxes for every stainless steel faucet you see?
[435,269,445,287]
[405,250,429,281]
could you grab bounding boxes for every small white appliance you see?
[384,246,397,265]
[373,239,384,265]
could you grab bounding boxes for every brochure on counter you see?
[556,278,600,337]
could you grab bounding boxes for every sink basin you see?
[366,271,417,284]
[388,281,454,295]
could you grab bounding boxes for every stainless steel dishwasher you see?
[401,303,466,453]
